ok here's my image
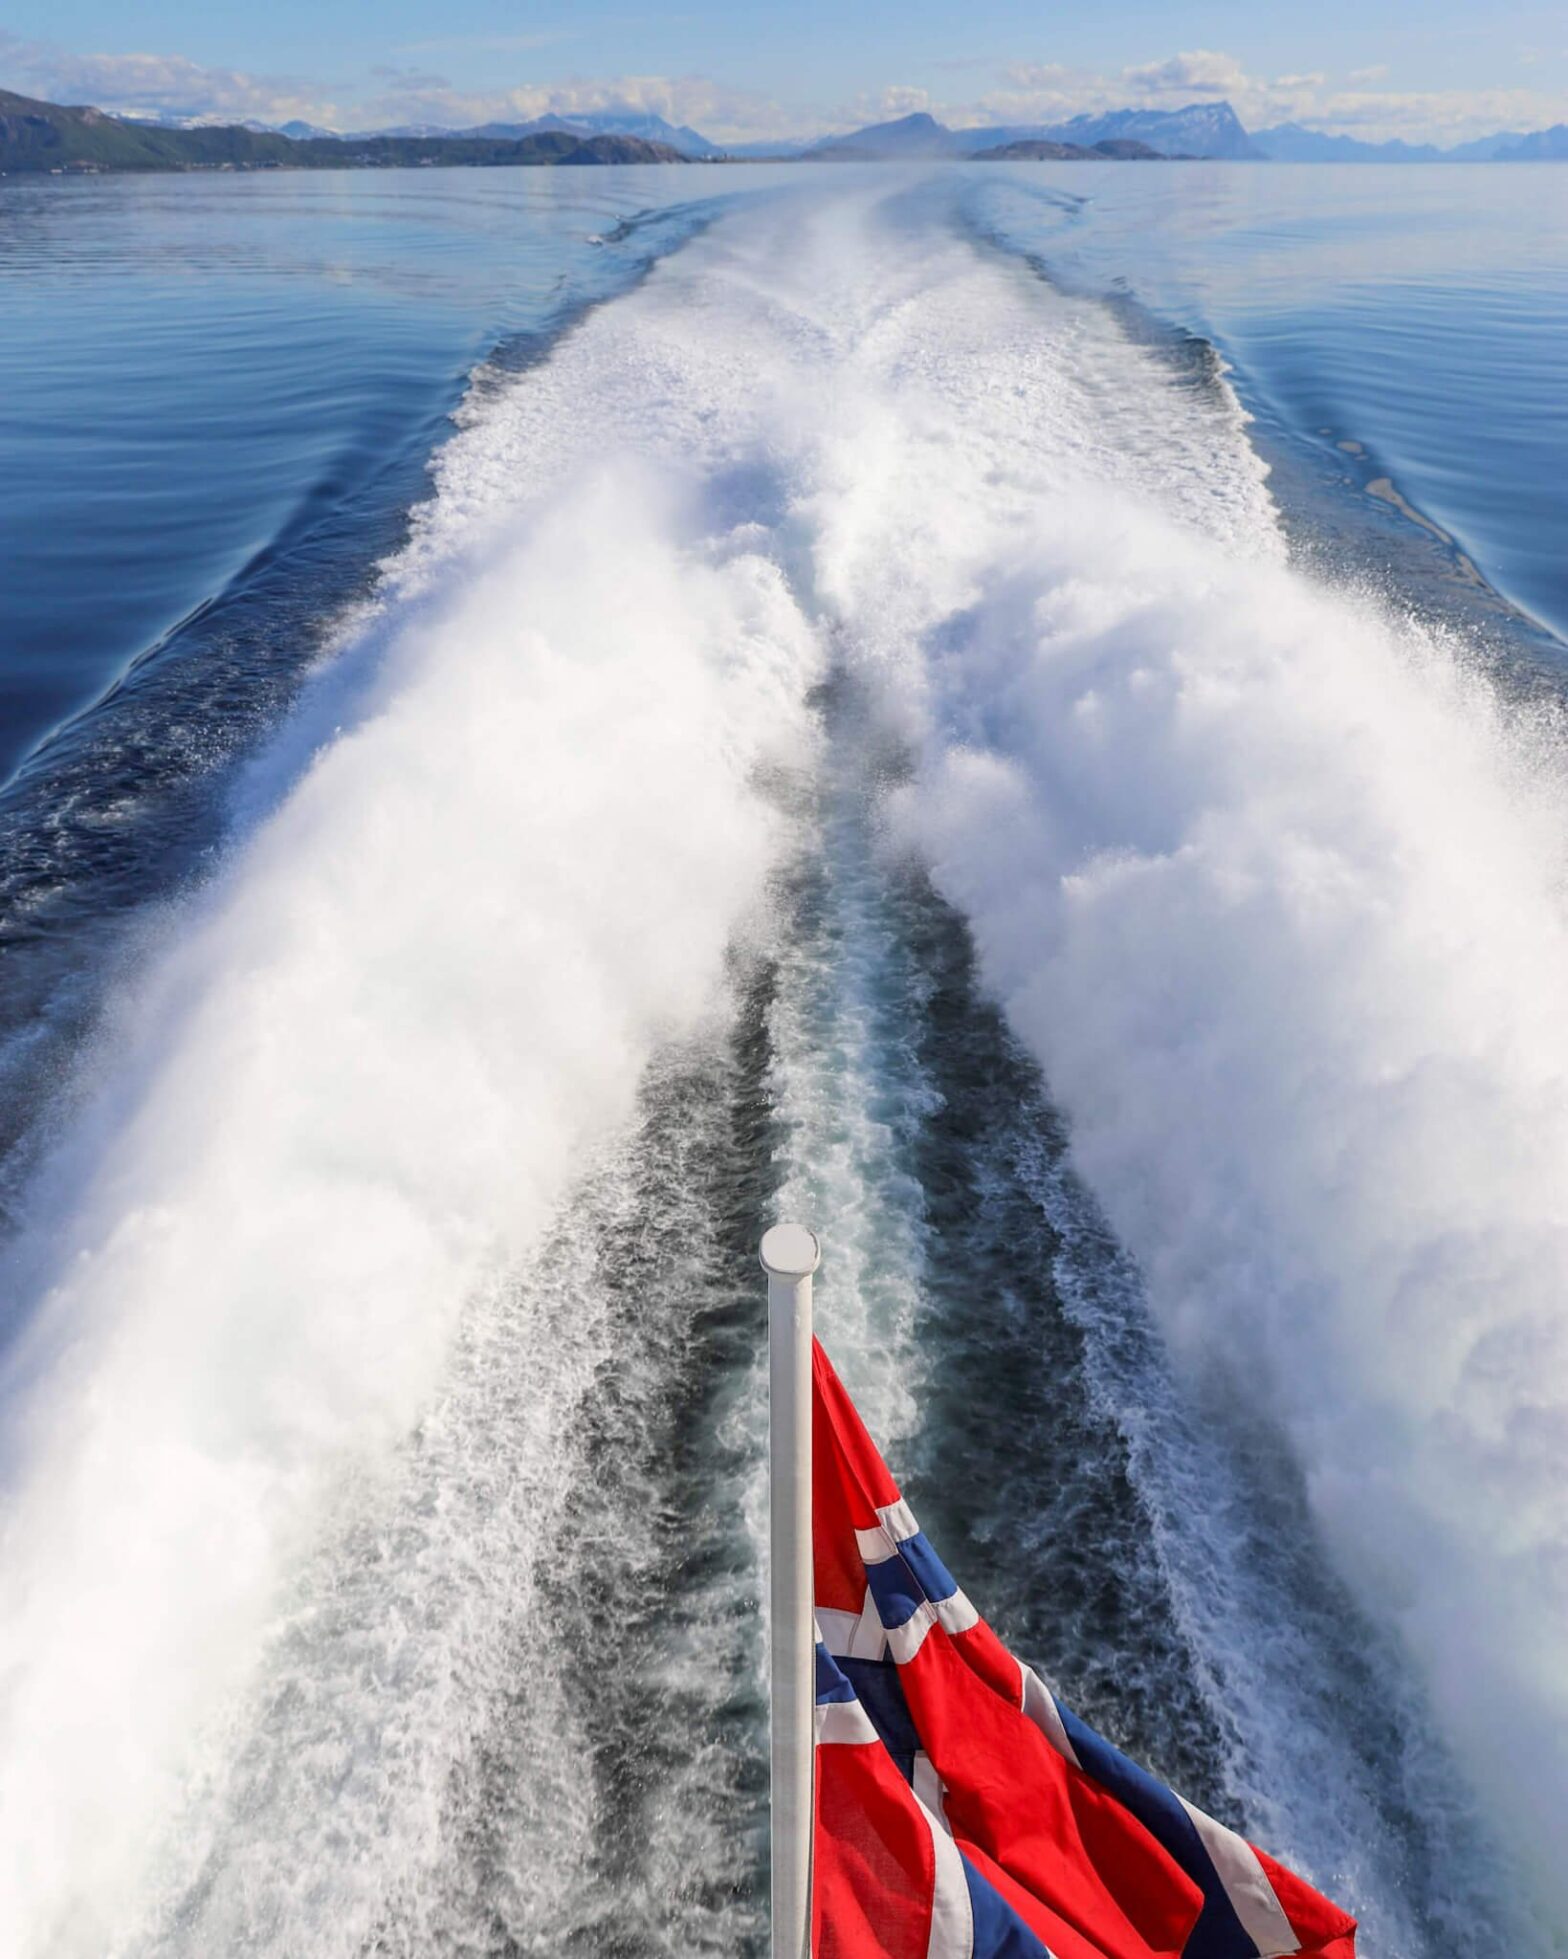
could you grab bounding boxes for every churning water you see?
[2,163,1566,1954]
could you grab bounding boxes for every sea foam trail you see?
[2,171,1563,1954]
[689,180,1519,1947]
[112,1021,776,1957]
[0,250,820,1950]
[892,533,1568,1936]
[764,186,1568,1940]
[774,688,1503,1959]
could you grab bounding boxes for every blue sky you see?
[7,2,1568,142]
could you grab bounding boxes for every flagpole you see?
[761,1222,819,1959]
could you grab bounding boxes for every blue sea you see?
[1,161,1566,1956]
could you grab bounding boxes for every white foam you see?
[893,534,1568,1933]
[0,243,821,1954]
[4,168,1564,1951]
[764,704,942,1450]
[774,195,1568,1935]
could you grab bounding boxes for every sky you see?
[6,2,1568,144]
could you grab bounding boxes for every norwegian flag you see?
[811,1339,1358,1959]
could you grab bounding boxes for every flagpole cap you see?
[760,1222,820,1278]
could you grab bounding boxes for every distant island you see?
[970,138,1172,162]
[808,131,1175,163]
[0,89,688,173]
[3,85,1566,177]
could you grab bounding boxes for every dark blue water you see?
[963,163,1568,649]
[0,168,741,790]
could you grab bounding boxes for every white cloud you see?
[1290,83,1568,140]
[875,84,933,118]
[1,34,347,127]
[359,72,806,140]
[972,62,1108,127]
[1124,49,1250,98]
[966,49,1275,131]
[0,33,806,142]
[827,83,933,127]
[998,62,1074,92]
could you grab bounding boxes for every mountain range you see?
[804,103,1258,159]
[122,104,724,156]
[802,104,1568,162]
[0,88,687,172]
[5,82,1568,175]
[1247,121,1568,162]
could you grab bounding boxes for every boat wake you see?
[0,173,1563,1954]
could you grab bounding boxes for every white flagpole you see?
[761,1222,819,1959]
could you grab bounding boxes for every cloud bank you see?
[1,30,1566,153]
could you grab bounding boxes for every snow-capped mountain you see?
[817,102,1261,161]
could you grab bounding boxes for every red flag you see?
[811,1339,1357,1959]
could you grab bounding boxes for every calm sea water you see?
[0,166,748,787]
[965,163,1568,648]
[2,162,1566,1957]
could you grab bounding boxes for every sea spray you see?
[886,519,1568,1932]
[0,169,1560,1955]
[0,451,818,1954]
[769,672,1508,1955]
[104,1016,777,1957]
[804,334,1568,1932]
[743,179,1567,1938]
